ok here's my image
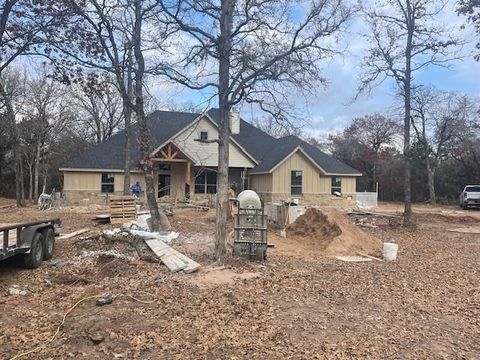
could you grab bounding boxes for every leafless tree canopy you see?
[359,0,463,224]
[156,0,354,120]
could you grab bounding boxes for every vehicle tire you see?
[41,228,55,260]
[23,232,45,269]
[463,203,469,210]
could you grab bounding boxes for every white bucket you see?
[383,242,398,261]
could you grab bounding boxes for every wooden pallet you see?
[109,196,137,224]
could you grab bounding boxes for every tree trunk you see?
[28,162,33,201]
[132,0,170,232]
[0,81,24,206]
[426,157,436,204]
[19,152,25,202]
[34,142,41,199]
[403,18,414,227]
[215,0,234,261]
[123,102,132,195]
[123,47,133,195]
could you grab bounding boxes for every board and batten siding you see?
[272,151,330,194]
[173,116,256,168]
[270,150,357,194]
[64,171,143,193]
[250,174,273,193]
[341,177,356,194]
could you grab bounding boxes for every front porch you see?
[150,141,249,202]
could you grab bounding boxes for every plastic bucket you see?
[383,242,398,261]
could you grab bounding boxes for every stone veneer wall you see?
[257,192,356,207]
[64,190,126,206]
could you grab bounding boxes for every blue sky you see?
[151,2,478,139]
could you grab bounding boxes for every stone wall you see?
[64,190,124,206]
[64,190,217,206]
[257,192,356,207]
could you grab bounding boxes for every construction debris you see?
[104,214,200,273]
[447,227,480,234]
[0,203,15,210]
[58,228,90,240]
[93,214,111,225]
[335,255,372,262]
[347,209,401,218]
[8,285,31,296]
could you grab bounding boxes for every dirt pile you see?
[286,207,381,255]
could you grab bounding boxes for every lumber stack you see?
[110,196,137,225]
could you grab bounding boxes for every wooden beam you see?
[151,158,188,163]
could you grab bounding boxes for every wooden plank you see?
[110,195,136,200]
[145,239,200,273]
[357,252,384,262]
[174,251,201,273]
[58,228,90,240]
[145,239,187,272]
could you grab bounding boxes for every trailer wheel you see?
[23,232,45,269]
[42,228,55,260]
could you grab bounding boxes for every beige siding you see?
[341,176,356,194]
[269,151,357,195]
[250,174,272,193]
[64,172,101,191]
[272,151,328,194]
[173,116,256,168]
[64,171,145,193]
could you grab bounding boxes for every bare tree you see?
[19,73,74,200]
[411,87,467,204]
[360,0,462,225]
[158,0,354,259]
[0,69,26,200]
[48,0,140,196]
[252,116,304,139]
[71,81,124,144]
[51,0,171,231]
[0,1,64,205]
[458,0,480,60]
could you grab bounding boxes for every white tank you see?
[236,190,261,209]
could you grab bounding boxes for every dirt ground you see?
[1,201,479,359]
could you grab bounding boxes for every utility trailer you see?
[0,219,61,268]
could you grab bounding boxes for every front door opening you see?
[158,174,171,198]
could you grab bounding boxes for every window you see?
[195,169,217,194]
[291,171,302,195]
[331,176,342,195]
[200,131,208,141]
[101,173,114,193]
[158,174,171,198]
[159,163,171,171]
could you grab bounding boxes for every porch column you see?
[185,161,191,200]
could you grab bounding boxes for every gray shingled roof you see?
[248,135,361,175]
[64,108,361,176]
[65,110,199,169]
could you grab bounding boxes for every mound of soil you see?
[286,207,381,255]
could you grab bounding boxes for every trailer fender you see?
[21,224,54,249]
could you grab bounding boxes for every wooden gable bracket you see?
[150,142,189,163]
